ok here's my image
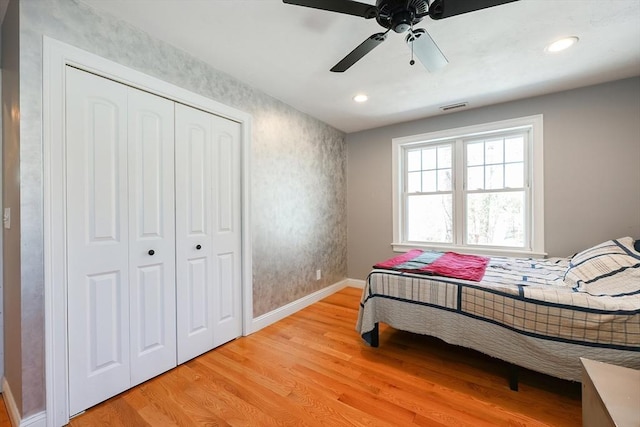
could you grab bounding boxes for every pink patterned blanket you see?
[374,250,489,282]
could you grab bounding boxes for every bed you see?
[356,237,640,387]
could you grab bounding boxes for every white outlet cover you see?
[3,208,9,229]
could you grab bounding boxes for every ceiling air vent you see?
[439,102,468,112]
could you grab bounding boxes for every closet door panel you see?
[66,67,131,416]
[175,103,215,364]
[187,258,209,331]
[128,88,177,386]
[211,118,243,347]
[215,253,235,319]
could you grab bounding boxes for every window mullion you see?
[454,138,465,246]
[402,147,409,243]
[524,130,532,250]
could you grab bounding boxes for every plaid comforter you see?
[358,256,640,350]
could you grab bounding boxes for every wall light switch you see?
[3,208,10,229]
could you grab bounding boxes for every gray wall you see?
[347,77,640,279]
[2,0,21,412]
[4,0,347,418]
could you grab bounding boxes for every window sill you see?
[391,242,547,259]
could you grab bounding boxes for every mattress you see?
[356,255,640,381]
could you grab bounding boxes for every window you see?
[392,115,545,257]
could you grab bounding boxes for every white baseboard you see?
[249,279,352,334]
[3,377,20,427]
[2,378,47,427]
[248,277,368,334]
[344,278,366,289]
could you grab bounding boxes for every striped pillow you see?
[564,237,640,296]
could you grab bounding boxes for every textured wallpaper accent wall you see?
[2,0,24,415]
[252,107,347,315]
[10,0,346,416]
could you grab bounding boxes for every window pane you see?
[505,136,524,162]
[485,139,503,164]
[397,119,540,253]
[422,147,437,170]
[438,169,452,191]
[408,171,422,193]
[505,163,524,188]
[467,166,484,190]
[467,142,483,166]
[422,170,437,192]
[407,194,453,243]
[437,145,452,168]
[407,150,421,172]
[466,191,524,247]
[486,165,504,189]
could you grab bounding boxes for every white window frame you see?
[392,115,545,258]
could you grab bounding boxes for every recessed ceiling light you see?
[353,94,368,103]
[545,36,579,53]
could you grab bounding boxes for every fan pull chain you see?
[409,24,416,66]
[410,41,415,66]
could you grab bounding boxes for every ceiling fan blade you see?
[428,0,518,20]
[283,0,377,19]
[330,32,388,73]
[406,29,448,72]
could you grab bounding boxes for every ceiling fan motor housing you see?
[376,0,429,33]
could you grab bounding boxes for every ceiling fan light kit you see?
[405,28,448,71]
[283,0,519,72]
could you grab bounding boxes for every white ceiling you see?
[79,0,640,133]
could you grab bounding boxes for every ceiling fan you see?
[283,0,518,72]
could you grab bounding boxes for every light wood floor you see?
[0,397,9,427]
[0,287,581,426]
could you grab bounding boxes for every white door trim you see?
[43,36,253,427]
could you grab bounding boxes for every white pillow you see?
[564,237,640,296]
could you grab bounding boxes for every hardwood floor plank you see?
[197,348,293,397]
[181,377,278,426]
[68,397,132,427]
[355,358,519,427]
[337,391,417,425]
[0,397,9,427]
[152,366,232,426]
[189,356,316,426]
[0,288,582,426]
[137,405,180,427]
[291,356,381,396]
[285,364,400,427]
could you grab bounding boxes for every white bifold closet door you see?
[175,103,242,364]
[66,67,177,415]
